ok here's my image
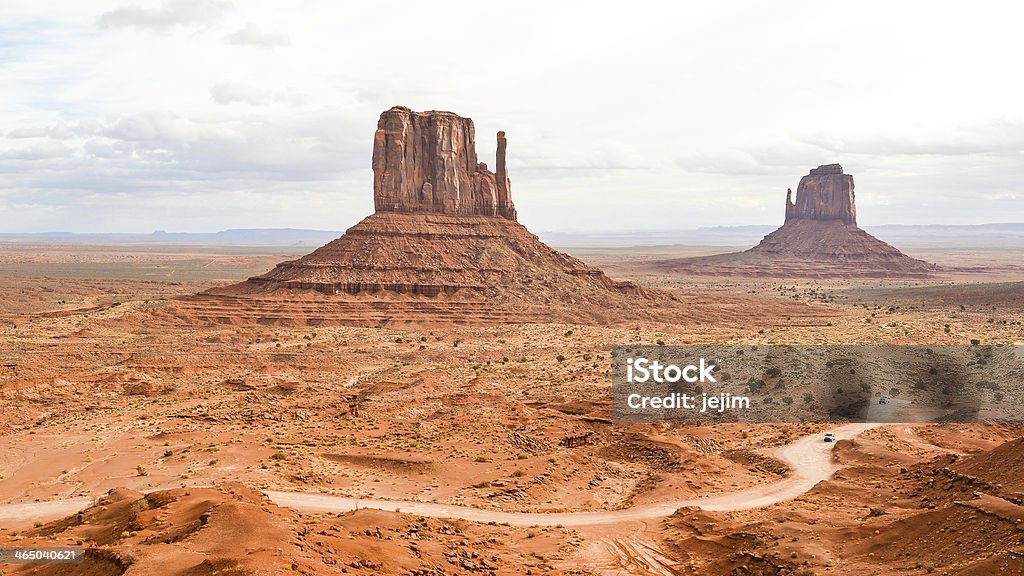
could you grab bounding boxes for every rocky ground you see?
[0,243,1022,575]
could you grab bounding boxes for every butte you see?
[186,106,679,326]
[647,164,937,278]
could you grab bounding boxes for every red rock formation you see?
[646,164,936,278]
[372,106,516,220]
[196,106,672,325]
[785,164,856,225]
[495,131,514,219]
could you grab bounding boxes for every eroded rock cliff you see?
[785,164,856,225]
[372,106,516,220]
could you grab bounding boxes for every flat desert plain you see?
[1,241,1023,575]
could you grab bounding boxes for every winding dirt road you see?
[265,423,877,527]
[0,497,93,527]
[0,423,876,528]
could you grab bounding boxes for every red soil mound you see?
[950,437,1024,498]
[847,494,1024,573]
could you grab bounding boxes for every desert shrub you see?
[977,380,1000,391]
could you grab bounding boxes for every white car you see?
[879,395,892,405]
[823,432,836,442]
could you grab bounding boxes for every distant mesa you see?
[189,106,679,325]
[647,164,937,278]
[784,163,856,225]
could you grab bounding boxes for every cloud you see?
[674,143,830,176]
[210,81,270,105]
[209,82,306,106]
[3,1,1024,232]
[7,127,49,138]
[4,109,366,183]
[802,122,1024,157]
[2,141,72,160]
[225,22,290,47]
[101,111,208,143]
[83,139,127,159]
[98,0,232,31]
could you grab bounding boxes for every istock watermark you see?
[623,356,749,414]
[611,345,1024,423]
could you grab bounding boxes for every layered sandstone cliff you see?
[372,107,516,220]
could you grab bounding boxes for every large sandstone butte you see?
[373,107,516,220]
[191,107,678,325]
[648,164,937,278]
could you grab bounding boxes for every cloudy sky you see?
[1,1,1022,234]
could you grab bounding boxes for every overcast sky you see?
[1,1,1022,233]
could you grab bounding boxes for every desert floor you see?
[1,241,1023,575]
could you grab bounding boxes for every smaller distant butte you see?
[645,164,937,279]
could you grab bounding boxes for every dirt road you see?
[0,423,876,528]
[265,423,878,527]
[0,497,92,526]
